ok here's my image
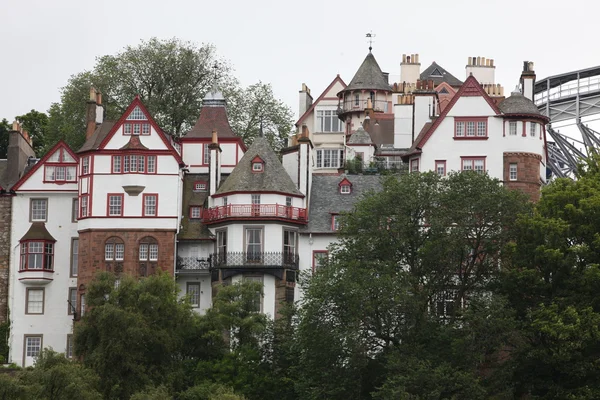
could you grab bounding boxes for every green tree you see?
[74,272,199,400]
[0,118,11,159]
[295,172,529,399]
[16,109,48,155]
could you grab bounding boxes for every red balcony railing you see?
[202,204,308,224]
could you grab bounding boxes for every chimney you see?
[400,53,421,85]
[297,133,312,199]
[6,122,35,188]
[298,83,313,118]
[95,91,104,125]
[209,130,222,197]
[520,61,536,101]
[465,56,496,85]
[86,87,98,140]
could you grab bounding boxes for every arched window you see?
[138,236,158,277]
[105,237,125,273]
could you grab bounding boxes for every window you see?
[509,163,518,181]
[190,206,202,219]
[340,184,351,194]
[455,118,487,139]
[142,123,151,135]
[82,157,89,175]
[44,166,77,182]
[143,194,157,217]
[80,196,89,218]
[223,197,228,207]
[105,238,124,261]
[30,199,48,222]
[203,143,210,165]
[354,94,360,106]
[107,194,124,216]
[26,288,44,314]
[332,215,340,231]
[80,294,86,317]
[139,237,159,262]
[124,124,132,134]
[436,160,446,176]
[283,229,297,264]
[71,238,79,277]
[434,291,456,319]
[530,122,537,137]
[20,241,54,271]
[317,110,342,132]
[66,335,74,359]
[243,276,263,313]
[411,159,419,172]
[119,155,156,174]
[194,181,207,191]
[187,283,201,308]
[68,288,77,315]
[72,198,78,222]
[286,197,292,207]
[126,106,147,120]
[112,156,122,173]
[509,121,517,136]
[251,194,261,216]
[216,229,227,264]
[316,149,344,169]
[461,157,486,174]
[245,228,263,262]
[252,162,263,172]
[313,251,328,273]
[147,156,156,173]
[25,335,42,360]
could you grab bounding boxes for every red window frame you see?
[203,143,210,166]
[312,250,329,274]
[251,155,265,173]
[20,240,55,271]
[81,156,90,175]
[460,156,486,174]
[79,195,89,219]
[454,117,488,140]
[117,155,157,174]
[107,194,124,217]
[43,149,77,183]
[142,194,158,217]
[122,122,151,136]
[189,206,202,219]
[112,155,122,173]
[435,160,447,176]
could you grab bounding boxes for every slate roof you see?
[20,222,56,241]
[364,119,395,146]
[498,91,542,115]
[215,136,302,196]
[78,121,116,153]
[343,52,392,92]
[420,62,463,87]
[348,125,373,145]
[184,90,238,139]
[178,174,213,240]
[305,174,382,233]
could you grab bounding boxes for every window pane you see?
[115,244,124,260]
[466,121,475,136]
[27,289,44,314]
[456,121,464,136]
[71,239,78,276]
[113,156,121,173]
[31,199,47,221]
[474,159,485,173]
[477,121,486,136]
[45,166,55,181]
[105,244,114,260]
[139,244,148,260]
[147,156,156,173]
[187,283,200,307]
[26,337,42,357]
[69,288,77,315]
[149,244,158,261]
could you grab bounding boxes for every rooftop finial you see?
[366,31,375,52]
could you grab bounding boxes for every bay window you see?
[316,149,344,169]
[20,241,54,271]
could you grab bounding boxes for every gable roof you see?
[342,52,392,93]
[11,141,78,191]
[78,96,184,165]
[404,75,501,157]
[215,136,302,197]
[184,90,240,139]
[295,75,347,128]
[435,81,457,96]
[420,62,463,87]
[348,125,373,145]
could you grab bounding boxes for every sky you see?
[2,0,600,130]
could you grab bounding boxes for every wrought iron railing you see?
[210,252,299,270]
[202,204,307,223]
[176,257,211,271]
[338,99,389,114]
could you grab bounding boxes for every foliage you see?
[16,109,48,155]
[179,383,246,400]
[0,119,11,159]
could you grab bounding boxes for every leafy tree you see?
[0,118,11,159]
[179,383,246,400]
[16,110,48,155]
[0,373,27,400]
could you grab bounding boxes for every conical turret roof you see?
[343,52,392,92]
[184,89,238,139]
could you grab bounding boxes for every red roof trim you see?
[295,75,347,127]
[416,76,500,150]
[11,141,78,192]
[211,190,305,199]
[96,97,184,165]
[338,177,353,187]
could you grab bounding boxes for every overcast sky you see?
[2,0,599,129]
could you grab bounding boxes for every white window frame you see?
[187,282,201,308]
[316,109,342,133]
[316,149,344,169]
[509,121,517,136]
[509,163,518,181]
[530,122,537,137]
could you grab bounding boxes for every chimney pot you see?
[402,54,407,63]
[89,87,96,102]
[211,129,218,145]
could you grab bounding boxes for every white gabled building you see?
[8,141,79,367]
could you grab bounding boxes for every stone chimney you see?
[400,53,421,85]
[86,87,99,140]
[298,83,313,118]
[465,56,496,85]
[520,61,536,101]
[6,122,36,188]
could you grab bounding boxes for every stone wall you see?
[503,152,542,202]
[0,196,11,324]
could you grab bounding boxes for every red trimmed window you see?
[117,155,157,174]
[20,241,54,271]
[251,156,265,173]
[194,181,207,191]
[461,157,486,174]
[338,177,352,194]
[143,194,158,216]
[435,160,446,176]
[190,206,202,219]
[411,158,419,172]
[203,143,210,165]
[107,194,124,216]
[312,250,328,273]
[454,117,488,139]
[123,122,150,136]
[44,148,77,183]
[80,195,89,218]
[112,156,122,173]
[82,157,90,175]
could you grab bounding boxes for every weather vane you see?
[366,31,376,52]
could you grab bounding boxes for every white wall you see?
[177,275,212,315]
[232,273,276,319]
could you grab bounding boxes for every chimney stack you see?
[209,130,222,197]
[520,61,536,101]
[298,83,313,118]
[465,56,496,85]
[86,87,98,140]
[400,53,421,85]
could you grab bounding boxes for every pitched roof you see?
[215,136,302,196]
[20,222,56,241]
[364,118,395,146]
[305,174,383,233]
[343,52,392,92]
[78,121,115,153]
[420,62,463,87]
[296,75,347,128]
[348,125,373,145]
[498,91,544,116]
[183,90,239,139]
[178,174,213,240]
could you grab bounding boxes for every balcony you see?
[202,204,307,224]
[176,257,211,274]
[338,99,389,115]
[210,252,299,281]
[18,268,54,285]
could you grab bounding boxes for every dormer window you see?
[251,156,265,173]
[194,181,207,191]
[338,178,353,194]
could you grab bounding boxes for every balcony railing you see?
[211,252,299,270]
[338,99,389,114]
[202,204,307,224]
[176,257,211,272]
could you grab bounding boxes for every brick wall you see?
[503,152,542,202]
[77,229,176,298]
[0,196,11,324]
